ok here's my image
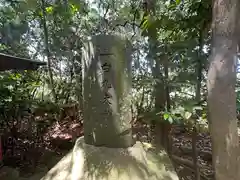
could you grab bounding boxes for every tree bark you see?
[41,0,57,103]
[163,53,171,152]
[192,31,204,180]
[207,0,239,179]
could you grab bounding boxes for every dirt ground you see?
[0,119,81,180]
[0,121,214,180]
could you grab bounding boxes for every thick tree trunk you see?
[207,0,239,179]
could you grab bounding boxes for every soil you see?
[0,120,215,180]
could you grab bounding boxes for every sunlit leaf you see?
[15,73,21,79]
[70,4,79,14]
[140,19,148,30]
[201,113,207,118]
[184,111,192,120]
[46,6,53,14]
[163,112,170,120]
[176,0,181,5]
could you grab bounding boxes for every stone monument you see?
[81,35,133,148]
[40,35,179,180]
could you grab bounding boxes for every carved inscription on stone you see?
[82,35,133,147]
[99,54,113,115]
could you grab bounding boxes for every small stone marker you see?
[82,35,133,148]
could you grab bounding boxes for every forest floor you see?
[134,123,214,180]
[0,120,215,180]
[170,127,213,180]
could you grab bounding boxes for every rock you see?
[41,136,179,180]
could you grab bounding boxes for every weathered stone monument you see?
[82,35,133,148]
[41,35,179,180]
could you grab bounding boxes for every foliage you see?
[0,0,237,179]
[0,0,216,133]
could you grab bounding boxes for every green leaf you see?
[202,113,207,118]
[140,19,148,30]
[140,14,151,30]
[176,0,181,5]
[163,112,169,120]
[38,11,43,17]
[15,73,21,79]
[46,6,53,14]
[70,4,79,14]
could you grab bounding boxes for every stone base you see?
[42,137,179,180]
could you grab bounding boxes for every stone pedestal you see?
[82,35,133,148]
[70,137,179,180]
[40,137,179,180]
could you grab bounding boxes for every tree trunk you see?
[41,0,57,103]
[207,0,239,179]
[151,44,165,148]
[192,31,204,180]
[73,55,83,113]
[144,0,169,149]
[163,53,171,152]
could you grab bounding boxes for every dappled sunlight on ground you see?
[45,120,83,141]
